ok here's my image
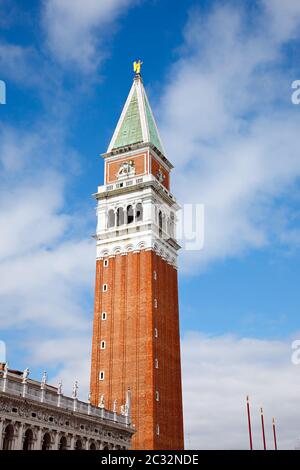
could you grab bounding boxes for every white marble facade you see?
[0,369,134,451]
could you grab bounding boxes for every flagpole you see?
[272,418,278,450]
[260,408,267,450]
[246,396,253,450]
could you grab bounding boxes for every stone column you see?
[35,427,42,450]
[40,388,45,403]
[22,382,27,398]
[0,419,4,450]
[73,398,77,412]
[54,431,60,450]
[70,434,75,451]
[85,439,89,450]
[2,376,7,392]
[16,422,24,450]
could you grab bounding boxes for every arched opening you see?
[135,203,143,222]
[158,210,163,238]
[107,209,115,228]
[2,424,14,450]
[75,439,82,450]
[127,205,134,224]
[23,428,34,451]
[116,207,124,226]
[103,445,109,450]
[41,432,51,451]
[59,436,67,450]
[90,442,96,450]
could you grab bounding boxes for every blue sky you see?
[1,0,300,449]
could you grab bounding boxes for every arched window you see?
[158,211,163,238]
[41,432,51,451]
[117,207,124,226]
[75,439,82,450]
[2,424,14,450]
[90,442,96,450]
[59,436,67,450]
[107,209,115,228]
[127,205,134,224]
[135,203,143,222]
[23,428,34,451]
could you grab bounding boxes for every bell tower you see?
[90,63,184,450]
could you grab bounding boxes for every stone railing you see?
[0,372,129,427]
[97,173,175,201]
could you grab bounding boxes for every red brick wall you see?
[106,152,148,184]
[150,155,170,190]
[90,250,184,450]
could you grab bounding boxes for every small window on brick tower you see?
[156,424,160,436]
[104,259,109,268]
[100,340,106,350]
[102,284,108,292]
[101,312,107,321]
[99,371,105,380]
[154,299,158,309]
[155,391,159,401]
[153,270,157,280]
[154,328,158,338]
[155,358,159,369]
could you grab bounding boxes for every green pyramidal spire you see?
[107,70,165,155]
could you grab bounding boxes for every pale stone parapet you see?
[0,370,134,450]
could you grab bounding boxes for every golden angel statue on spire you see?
[133,60,143,75]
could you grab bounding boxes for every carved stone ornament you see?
[157,167,165,183]
[117,160,136,180]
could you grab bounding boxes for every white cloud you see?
[0,42,43,88]
[28,336,91,400]
[0,124,94,361]
[0,178,68,261]
[263,0,300,42]
[43,0,138,72]
[182,332,300,449]
[159,2,300,273]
